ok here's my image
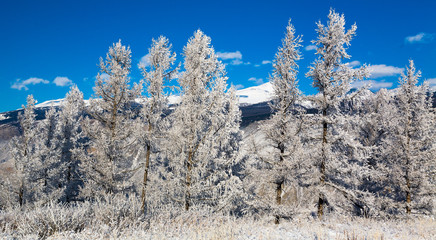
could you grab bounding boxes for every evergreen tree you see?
[35,106,63,203]
[383,60,435,215]
[136,36,178,212]
[57,85,85,202]
[306,9,370,218]
[79,40,141,198]
[244,19,308,223]
[9,95,39,206]
[166,30,242,211]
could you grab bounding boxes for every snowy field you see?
[45,218,435,240]
[0,198,434,240]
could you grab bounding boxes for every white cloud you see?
[253,60,271,67]
[53,76,73,87]
[227,59,250,66]
[305,45,317,51]
[368,64,404,78]
[139,53,151,68]
[351,80,393,90]
[216,51,242,60]
[231,59,243,65]
[216,51,250,65]
[248,77,264,85]
[11,77,49,91]
[346,60,361,67]
[405,32,434,44]
[427,78,436,91]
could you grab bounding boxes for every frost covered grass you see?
[0,196,434,239]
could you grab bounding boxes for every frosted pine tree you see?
[79,40,141,198]
[166,30,242,212]
[349,88,397,217]
[57,85,85,202]
[136,36,178,212]
[383,60,435,215]
[9,95,40,206]
[34,106,63,203]
[244,20,308,223]
[306,9,370,218]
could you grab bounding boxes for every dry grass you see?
[0,196,434,239]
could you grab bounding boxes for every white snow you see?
[0,113,9,121]
[165,82,274,106]
[25,83,273,110]
[236,82,274,105]
[35,99,65,108]
[167,95,181,105]
[34,99,90,109]
[20,83,410,112]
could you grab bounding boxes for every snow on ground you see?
[17,216,436,240]
[1,193,434,239]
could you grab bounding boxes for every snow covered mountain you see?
[0,83,279,139]
[1,82,435,129]
[236,82,274,105]
[31,82,275,108]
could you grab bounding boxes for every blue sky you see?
[1,0,435,112]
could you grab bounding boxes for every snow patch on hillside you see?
[28,82,312,110]
[22,82,397,111]
[35,99,65,108]
[0,113,9,121]
[236,82,274,105]
[35,99,90,108]
[29,83,274,109]
[168,95,181,105]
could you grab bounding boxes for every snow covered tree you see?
[306,9,370,218]
[166,30,242,212]
[9,95,39,206]
[136,36,178,212]
[35,106,63,203]
[79,40,141,198]
[244,19,308,223]
[356,89,392,168]
[382,60,435,215]
[347,88,397,217]
[57,85,85,202]
[7,96,67,206]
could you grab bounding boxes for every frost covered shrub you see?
[0,194,224,239]
[0,201,91,239]
[2,204,435,239]
[90,194,143,229]
[0,194,143,239]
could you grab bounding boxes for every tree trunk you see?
[185,151,193,211]
[406,177,411,214]
[141,144,151,213]
[405,114,412,215]
[19,179,24,207]
[318,107,328,219]
[66,165,71,203]
[275,142,285,224]
[275,180,284,224]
